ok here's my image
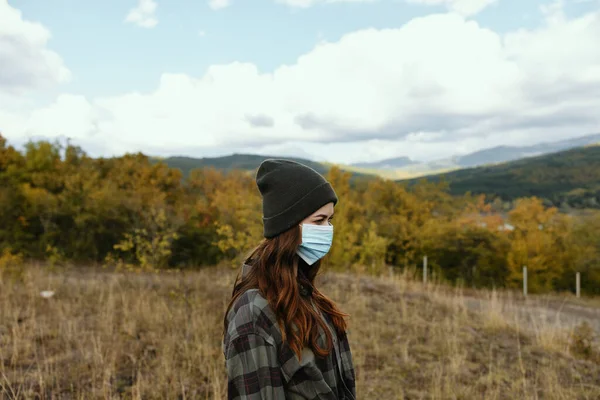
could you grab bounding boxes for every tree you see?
[321,166,358,268]
[506,197,572,293]
[212,170,263,262]
[0,135,598,294]
[419,217,510,288]
[566,210,600,295]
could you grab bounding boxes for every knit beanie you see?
[256,159,338,238]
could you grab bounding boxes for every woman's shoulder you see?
[225,289,280,344]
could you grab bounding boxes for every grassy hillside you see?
[400,145,600,209]
[1,266,599,398]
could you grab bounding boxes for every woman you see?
[223,159,356,400]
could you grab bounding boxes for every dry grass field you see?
[1,264,599,399]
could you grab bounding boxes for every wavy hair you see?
[223,225,348,360]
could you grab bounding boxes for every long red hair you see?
[223,225,348,360]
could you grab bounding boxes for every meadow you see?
[1,264,599,399]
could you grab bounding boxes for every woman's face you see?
[300,202,334,227]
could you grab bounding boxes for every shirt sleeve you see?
[225,333,286,400]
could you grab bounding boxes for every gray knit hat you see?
[256,159,338,238]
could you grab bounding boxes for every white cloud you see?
[3,4,600,163]
[208,0,231,10]
[125,0,158,28]
[1,94,101,140]
[198,30,207,37]
[406,0,497,17]
[0,0,70,94]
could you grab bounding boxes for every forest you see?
[1,135,599,295]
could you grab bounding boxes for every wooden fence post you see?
[523,266,528,297]
[423,255,428,285]
[576,272,581,298]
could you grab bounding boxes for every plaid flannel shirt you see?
[223,266,356,400]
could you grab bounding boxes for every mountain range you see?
[154,133,600,180]
[154,133,600,208]
[347,133,600,177]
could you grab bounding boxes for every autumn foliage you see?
[1,136,599,295]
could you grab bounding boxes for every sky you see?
[1,0,599,164]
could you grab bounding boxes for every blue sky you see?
[1,0,600,163]
[10,0,554,96]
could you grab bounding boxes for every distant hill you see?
[351,156,418,170]
[352,133,600,179]
[399,145,600,209]
[454,133,600,168]
[151,153,374,180]
[152,154,329,176]
[150,134,600,204]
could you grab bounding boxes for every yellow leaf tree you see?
[506,197,572,292]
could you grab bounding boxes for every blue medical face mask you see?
[296,223,334,266]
